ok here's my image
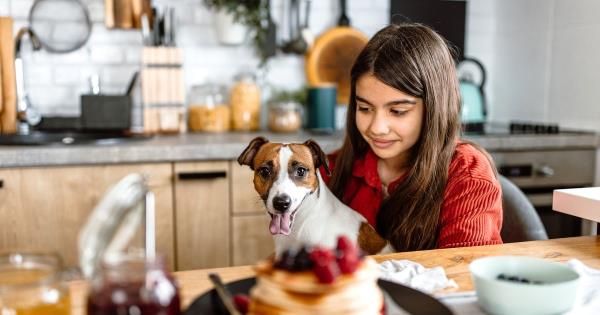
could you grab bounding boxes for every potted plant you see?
[203,0,273,64]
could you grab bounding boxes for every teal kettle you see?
[458,58,487,126]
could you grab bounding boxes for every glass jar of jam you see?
[0,252,71,315]
[87,253,180,315]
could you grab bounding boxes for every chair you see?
[499,175,549,242]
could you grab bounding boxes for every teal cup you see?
[307,85,337,133]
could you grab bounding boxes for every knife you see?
[208,273,242,315]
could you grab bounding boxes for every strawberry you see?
[233,294,250,314]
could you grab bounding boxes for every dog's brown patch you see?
[288,144,319,192]
[358,222,388,255]
[251,143,283,199]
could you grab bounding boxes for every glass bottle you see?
[86,252,180,315]
[230,72,261,131]
[0,252,71,315]
[268,101,302,132]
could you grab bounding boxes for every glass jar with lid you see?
[268,101,303,133]
[230,72,261,131]
[188,84,230,132]
[0,252,71,315]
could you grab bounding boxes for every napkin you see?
[437,259,600,315]
[378,259,459,293]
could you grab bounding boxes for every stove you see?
[466,121,597,239]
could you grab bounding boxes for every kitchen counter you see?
[0,130,598,168]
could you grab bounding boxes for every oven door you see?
[492,149,596,238]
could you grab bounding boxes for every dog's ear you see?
[238,137,269,170]
[303,139,331,176]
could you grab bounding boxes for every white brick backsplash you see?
[90,45,125,64]
[31,49,90,65]
[101,65,138,89]
[193,6,214,25]
[53,65,94,85]
[86,2,104,23]
[0,0,9,15]
[28,85,78,109]
[25,65,53,85]
[10,0,32,18]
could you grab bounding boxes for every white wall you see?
[0,0,389,116]
[1,0,599,132]
[466,0,600,132]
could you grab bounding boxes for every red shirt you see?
[321,143,503,248]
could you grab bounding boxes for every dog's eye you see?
[295,167,308,177]
[258,167,271,179]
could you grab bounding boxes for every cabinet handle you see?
[178,171,226,180]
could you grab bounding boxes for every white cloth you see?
[378,259,459,293]
[436,259,600,315]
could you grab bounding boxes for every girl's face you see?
[355,74,424,166]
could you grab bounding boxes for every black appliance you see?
[390,0,466,60]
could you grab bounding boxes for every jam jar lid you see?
[78,174,152,278]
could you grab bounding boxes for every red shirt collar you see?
[352,149,408,192]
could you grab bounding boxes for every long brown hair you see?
[328,23,462,251]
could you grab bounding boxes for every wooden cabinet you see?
[0,159,275,271]
[173,161,230,270]
[230,163,274,266]
[0,163,174,269]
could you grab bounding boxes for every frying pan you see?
[305,0,368,105]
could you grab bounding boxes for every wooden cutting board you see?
[0,17,16,134]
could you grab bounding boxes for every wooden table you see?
[69,236,600,314]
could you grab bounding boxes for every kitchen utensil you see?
[281,0,307,54]
[0,17,17,134]
[470,256,580,315]
[305,0,368,105]
[207,273,242,315]
[262,0,277,59]
[29,0,92,53]
[458,57,487,126]
[114,0,133,29]
[300,0,314,49]
[184,277,453,315]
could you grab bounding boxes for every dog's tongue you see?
[269,213,292,235]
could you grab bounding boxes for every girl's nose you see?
[369,111,390,135]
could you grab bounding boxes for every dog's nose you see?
[273,194,292,212]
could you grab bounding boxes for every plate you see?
[184,277,453,315]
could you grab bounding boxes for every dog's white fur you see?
[253,144,393,256]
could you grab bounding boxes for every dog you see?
[238,137,393,256]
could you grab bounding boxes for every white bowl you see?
[469,256,580,315]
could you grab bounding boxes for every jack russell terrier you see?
[238,137,393,256]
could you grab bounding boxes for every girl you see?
[323,23,502,251]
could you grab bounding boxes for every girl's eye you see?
[295,167,307,177]
[357,106,371,112]
[390,109,408,116]
[258,167,271,179]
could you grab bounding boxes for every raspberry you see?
[313,261,340,284]
[233,294,250,314]
[337,252,360,274]
[336,235,356,253]
[309,247,335,265]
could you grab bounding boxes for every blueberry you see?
[519,278,530,284]
[274,249,297,270]
[293,247,314,271]
[497,273,507,280]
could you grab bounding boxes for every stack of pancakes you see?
[248,257,383,314]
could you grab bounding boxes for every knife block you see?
[140,46,185,134]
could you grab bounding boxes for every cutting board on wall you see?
[0,17,16,134]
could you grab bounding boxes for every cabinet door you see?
[174,161,229,270]
[231,163,265,214]
[232,214,274,266]
[0,164,174,269]
[230,162,275,266]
